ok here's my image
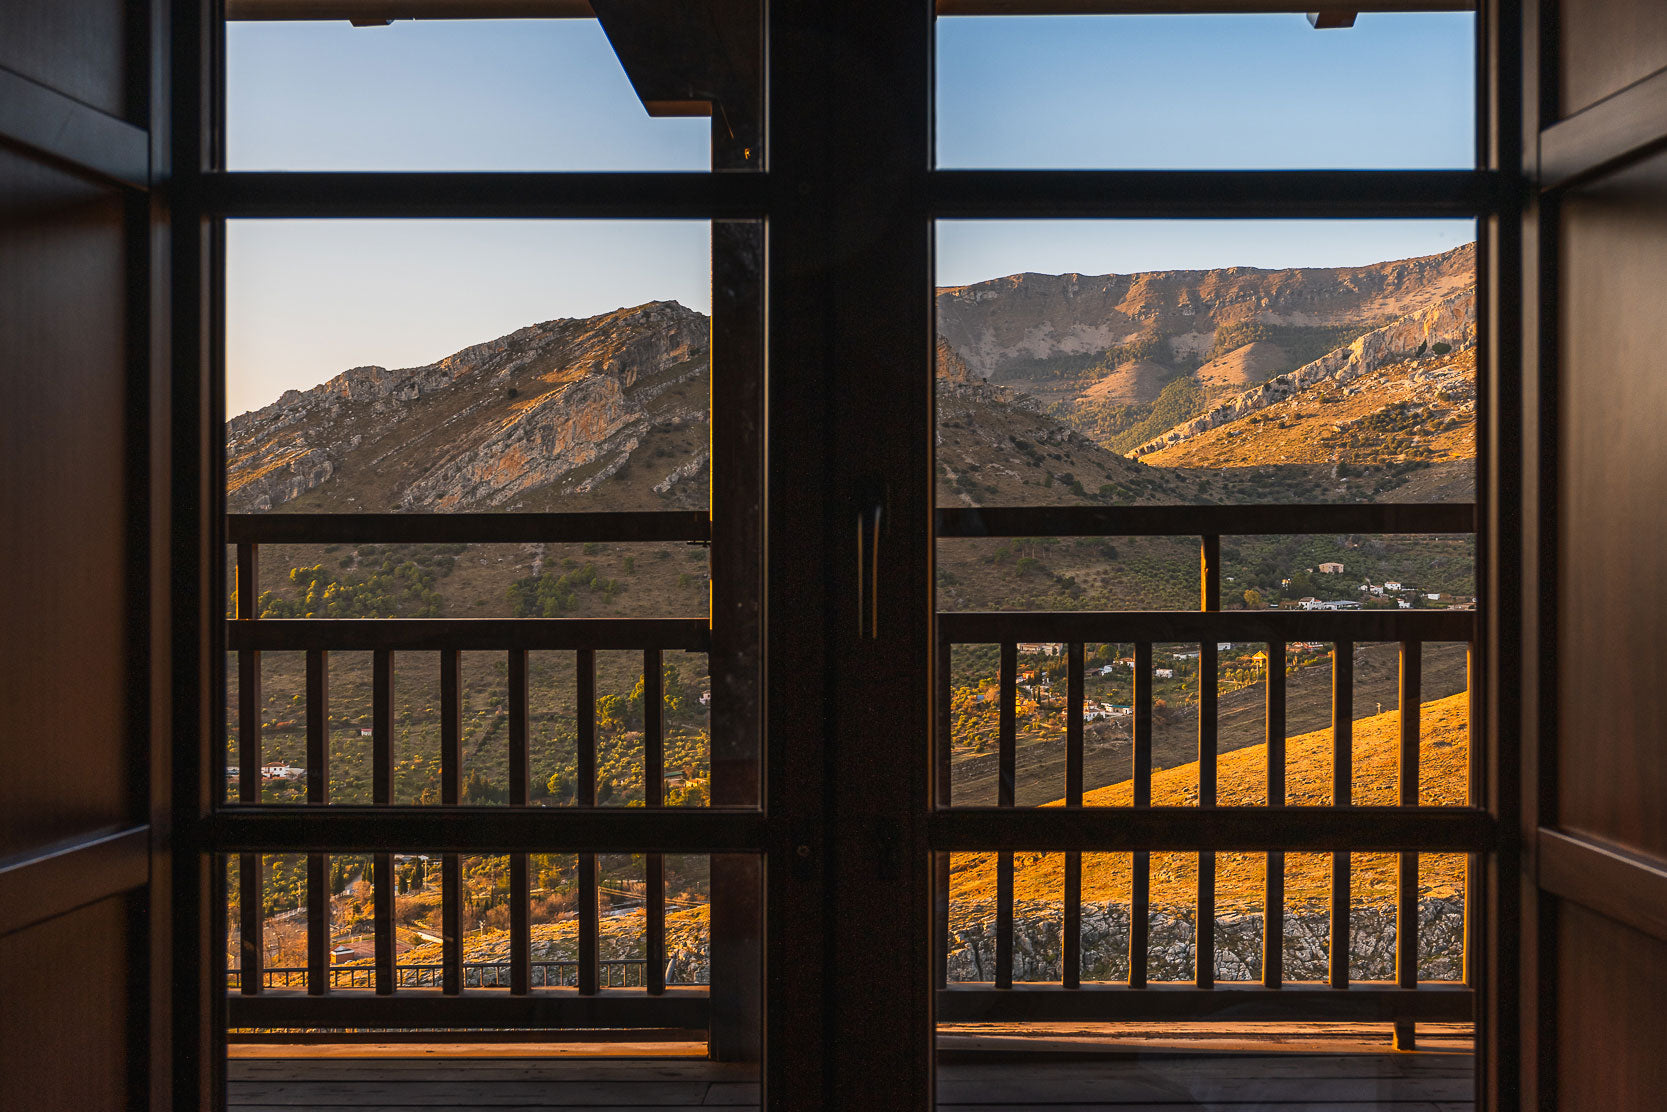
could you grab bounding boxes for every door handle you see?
[855,478,886,639]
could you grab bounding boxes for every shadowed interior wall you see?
[1546,5,1667,1107]
[0,0,157,1107]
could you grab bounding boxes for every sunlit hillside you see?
[948,691,1471,914]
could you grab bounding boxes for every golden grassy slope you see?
[948,692,1471,913]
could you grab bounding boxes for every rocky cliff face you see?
[1129,287,1477,458]
[935,244,1475,382]
[226,301,710,514]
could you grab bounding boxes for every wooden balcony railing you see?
[931,503,1484,1045]
[221,502,1485,1046]
[222,511,728,1037]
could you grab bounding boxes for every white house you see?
[359,726,373,737]
[1017,642,1064,656]
[1384,580,1404,591]
[1155,668,1175,679]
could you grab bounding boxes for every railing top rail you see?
[936,503,1476,539]
[939,608,1475,643]
[226,616,711,652]
[226,510,710,546]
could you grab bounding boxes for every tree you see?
[1243,587,1264,609]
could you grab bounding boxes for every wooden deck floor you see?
[227,1024,1473,1110]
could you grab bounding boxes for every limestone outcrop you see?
[226,301,708,514]
[1129,287,1477,458]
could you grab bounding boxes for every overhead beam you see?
[225,0,1471,19]
[225,0,594,18]
[590,0,758,128]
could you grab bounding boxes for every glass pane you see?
[225,219,711,512]
[226,20,725,171]
[937,12,1475,170]
[226,851,760,1102]
[938,219,1477,508]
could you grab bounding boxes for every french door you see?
[184,1,1506,1108]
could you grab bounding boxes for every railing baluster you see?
[1197,538,1220,992]
[236,542,262,809]
[1330,640,1353,990]
[1464,644,1479,988]
[1265,639,1287,990]
[996,640,1017,989]
[372,650,396,997]
[1395,639,1422,1050]
[936,636,953,990]
[374,852,393,995]
[1131,641,1152,990]
[305,647,330,998]
[508,648,529,805]
[579,853,599,997]
[511,854,530,996]
[644,648,665,996]
[995,851,1014,990]
[441,649,461,805]
[577,649,598,997]
[1064,641,1084,989]
[443,854,461,995]
[306,649,329,805]
[1400,640,1422,804]
[373,650,394,803]
[998,642,1017,807]
[577,649,596,806]
[239,853,261,996]
[1200,534,1220,611]
[643,648,663,805]
[238,650,261,806]
[308,852,328,996]
[507,648,531,997]
[1197,640,1218,990]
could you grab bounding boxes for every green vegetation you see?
[250,558,450,619]
[506,562,622,616]
[1104,376,1207,453]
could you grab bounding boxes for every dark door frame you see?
[159,2,1538,1109]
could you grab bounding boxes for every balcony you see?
[218,499,1481,1109]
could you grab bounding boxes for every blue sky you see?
[226,12,1475,416]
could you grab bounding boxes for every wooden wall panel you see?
[0,147,137,859]
[0,0,138,123]
[1554,902,1667,1111]
[1555,147,1667,863]
[1557,0,1667,118]
[0,894,137,1112]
